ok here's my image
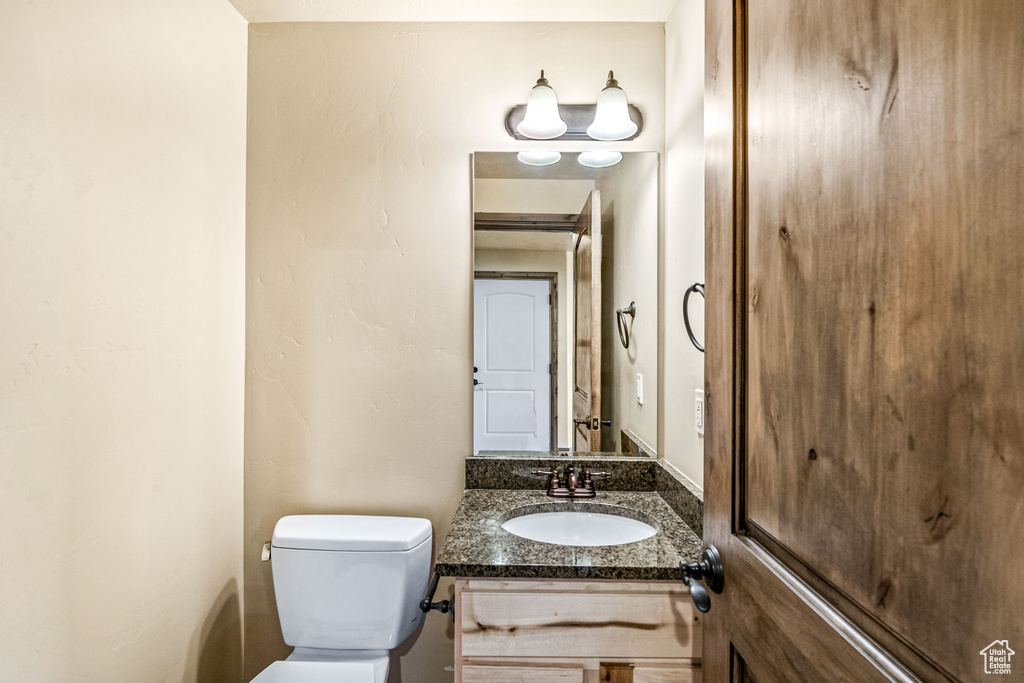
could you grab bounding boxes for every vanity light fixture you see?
[516,71,568,140]
[577,150,623,168]
[586,71,639,141]
[517,150,562,167]
[505,71,643,142]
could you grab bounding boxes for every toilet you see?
[252,514,433,683]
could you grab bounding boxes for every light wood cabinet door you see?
[455,579,701,683]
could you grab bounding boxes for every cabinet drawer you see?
[462,663,584,683]
[459,580,699,660]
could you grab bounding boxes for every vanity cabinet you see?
[454,579,701,683]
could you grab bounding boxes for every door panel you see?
[474,278,552,453]
[703,0,1024,681]
[573,190,602,451]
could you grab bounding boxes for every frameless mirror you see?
[472,152,659,456]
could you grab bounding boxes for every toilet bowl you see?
[251,515,433,683]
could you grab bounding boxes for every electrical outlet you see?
[636,373,644,405]
[695,390,705,436]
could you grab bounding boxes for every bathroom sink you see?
[500,509,657,547]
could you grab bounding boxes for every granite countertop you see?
[436,489,703,581]
[475,450,653,460]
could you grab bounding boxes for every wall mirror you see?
[472,152,659,456]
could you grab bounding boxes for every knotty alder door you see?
[703,1,1024,681]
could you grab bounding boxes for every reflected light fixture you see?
[578,150,622,168]
[516,71,568,140]
[517,150,562,167]
[586,71,638,141]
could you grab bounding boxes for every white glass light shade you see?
[517,150,562,167]
[586,73,638,141]
[577,150,622,168]
[516,72,568,140]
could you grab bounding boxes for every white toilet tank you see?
[271,515,432,651]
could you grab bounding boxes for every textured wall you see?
[0,1,248,681]
[245,22,664,681]
[662,0,706,485]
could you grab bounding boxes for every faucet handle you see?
[531,468,561,485]
[586,470,611,480]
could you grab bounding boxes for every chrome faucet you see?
[531,465,610,499]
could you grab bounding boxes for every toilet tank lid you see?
[272,515,432,552]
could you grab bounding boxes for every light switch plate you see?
[695,389,705,436]
[636,373,644,405]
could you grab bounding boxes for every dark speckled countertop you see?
[436,489,703,581]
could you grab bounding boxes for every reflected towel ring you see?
[683,283,704,353]
[616,301,636,349]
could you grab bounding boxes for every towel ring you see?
[683,283,704,353]
[616,301,636,349]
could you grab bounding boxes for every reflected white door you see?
[473,278,551,454]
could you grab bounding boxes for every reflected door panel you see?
[474,278,552,454]
[572,191,602,451]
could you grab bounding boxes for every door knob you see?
[680,545,724,613]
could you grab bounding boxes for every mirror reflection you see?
[472,152,659,456]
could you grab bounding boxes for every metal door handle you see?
[574,417,611,430]
[680,545,724,613]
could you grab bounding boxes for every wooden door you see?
[473,277,553,453]
[573,191,602,451]
[703,1,1024,681]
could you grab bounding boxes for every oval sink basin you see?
[501,510,657,547]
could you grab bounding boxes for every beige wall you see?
[245,21,664,681]
[474,248,573,449]
[597,153,660,452]
[661,0,706,485]
[0,1,248,681]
